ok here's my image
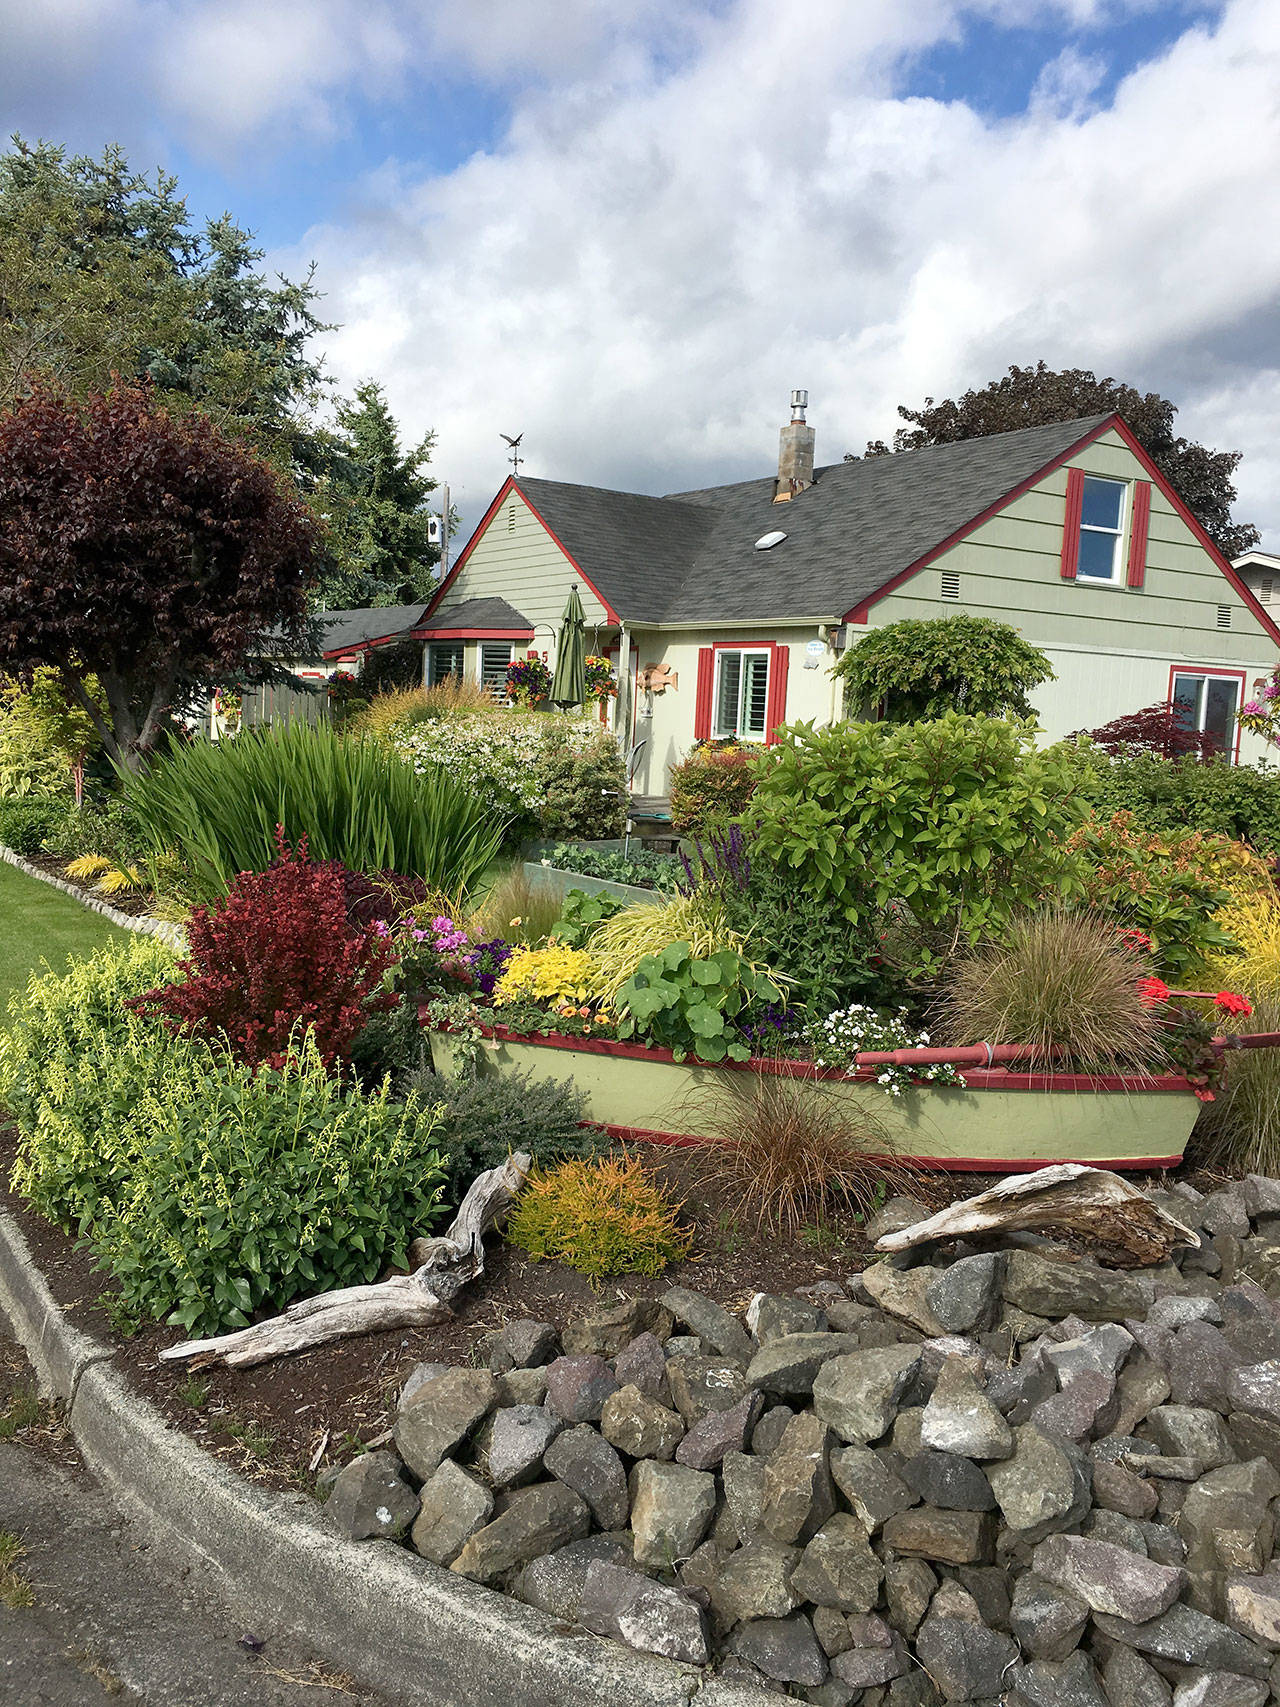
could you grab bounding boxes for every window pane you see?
[743,653,770,738]
[1203,678,1239,752]
[1081,476,1124,530]
[1171,675,1202,730]
[481,644,512,694]
[1077,529,1119,581]
[428,643,464,685]
[715,652,741,737]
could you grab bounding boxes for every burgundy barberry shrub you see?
[131,833,397,1069]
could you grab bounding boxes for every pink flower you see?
[1244,701,1264,717]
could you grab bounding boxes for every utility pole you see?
[439,483,451,580]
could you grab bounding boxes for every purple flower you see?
[1244,701,1264,717]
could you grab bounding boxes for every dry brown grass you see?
[355,677,499,740]
[467,864,565,946]
[691,1075,912,1236]
[935,907,1164,1073]
[1194,992,1280,1176]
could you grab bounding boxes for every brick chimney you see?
[774,388,815,503]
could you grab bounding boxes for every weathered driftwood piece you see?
[159,1152,531,1370]
[874,1163,1199,1265]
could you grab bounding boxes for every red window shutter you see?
[1127,480,1151,589]
[1060,466,1084,580]
[693,647,714,740]
[765,643,790,745]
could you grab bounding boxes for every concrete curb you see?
[0,1209,769,1707]
[0,842,185,948]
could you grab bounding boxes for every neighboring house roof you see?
[319,604,429,658]
[415,596,532,637]
[503,414,1114,625]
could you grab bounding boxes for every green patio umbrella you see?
[550,582,587,708]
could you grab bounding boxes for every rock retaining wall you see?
[323,1177,1280,1705]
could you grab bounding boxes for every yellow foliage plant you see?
[1208,891,1280,1003]
[492,943,598,1006]
[505,1154,692,1278]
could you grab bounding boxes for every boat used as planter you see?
[426,1022,1210,1171]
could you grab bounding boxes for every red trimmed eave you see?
[421,474,623,627]
[408,626,535,642]
[842,412,1280,647]
[321,629,418,661]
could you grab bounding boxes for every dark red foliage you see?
[131,838,397,1070]
[0,384,320,766]
[321,865,436,931]
[1077,702,1221,761]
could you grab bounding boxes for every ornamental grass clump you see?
[693,1077,909,1235]
[505,1154,690,1278]
[120,718,504,901]
[936,908,1165,1073]
[1195,993,1280,1175]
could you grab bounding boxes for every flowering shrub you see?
[493,943,598,1005]
[1240,664,1280,743]
[805,1006,966,1097]
[584,655,617,703]
[506,655,552,706]
[131,833,397,1069]
[670,741,764,836]
[393,714,626,839]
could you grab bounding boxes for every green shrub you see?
[834,616,1054,721]
[1,943,446,1337]
[669,741,763,837]
[119,720,505,901]
[1060,812,1239,979]
[749,713,1090,975]
[1082,750,1280,856]
[614,941,784,1063]
[400,1067,607,1200]
[505,1154,690,1277]
[541,843,679,890]
[538,725,627,840]
[0,797,77,856]
[552,887,627,946]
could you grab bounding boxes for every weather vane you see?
[500,431,523,474]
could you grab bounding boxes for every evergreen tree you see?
[313,381,441,608]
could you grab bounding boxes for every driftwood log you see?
[159,1151,531,1371]
[874,1163,1200,1266]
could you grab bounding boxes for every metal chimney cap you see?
[790,388,808,420]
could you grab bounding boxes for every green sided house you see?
[389,400,1280,798]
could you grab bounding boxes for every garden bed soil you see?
[17,849,155,916]
[0,1123,1227,1498]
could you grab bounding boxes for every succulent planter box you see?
[426,1023,1203,1171]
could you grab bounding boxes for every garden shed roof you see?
[318,604,429,658]
[509,413,1114,626]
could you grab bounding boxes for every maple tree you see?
[0,385,320,769]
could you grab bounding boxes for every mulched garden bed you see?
[16,850,155,916]
[0,1122,1225,1496]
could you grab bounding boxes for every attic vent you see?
[755,530,787,550]
[507,503,517,533]
[1217,604,1232,630]
[940,570,961,602]
[1262,576,1275,605]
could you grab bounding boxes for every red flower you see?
[1117,927,1154,951]
[1137,976,1171,1009]
[1215,991,1254,1017]
[1193,1088,1216,1103]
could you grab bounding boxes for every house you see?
[338,399,1280,795]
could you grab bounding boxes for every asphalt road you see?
[0,1342,382,1706]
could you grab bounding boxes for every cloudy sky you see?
[3,0,1278,546]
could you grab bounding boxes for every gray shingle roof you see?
[516,413,1114,625]
[319,604,429,656]
[416,596,532,633]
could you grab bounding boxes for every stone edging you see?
[0,1207,767,1707]
[0,842,185,949]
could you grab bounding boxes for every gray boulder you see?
[915,1613,1020,1701]
[812,1345,922,1444]
[1003,1251,1153,1322]
[663,1285,753,1365]
[410,1460,494,1566]
[1171,1676,1268,1707]
[500,1318,559,1367]
[746,1332,861,1397]
[544,1354,619,1423]
[1010,1651,1107,1707]
[710,1535,802,1625]
[394,1368,498,1479]
[666,1356,750,1423]
[1009,1570,1089,1660]
[629,1458,717,1569]
[1030,1533,1185,1621]
[676,1389,763,1469]
[562,1298,673,1358]
[1044,1324,1134,1383]
[885,1557,938,1637]
[830,1445,918,1532]
[925,1254,1004,1334]
[450,1482,591,1582]
[921,1357,1013,1460]
[1224,1571,1280,1648]
[761,1410,836,1545]
[860,1262,950,1336]
[477,1404,563,1490]
[513,1532,632,1621]
[986,1425,1086,1534]
[901,1449,996,1512]
[728,1613,828,1686]
[1092,1602,1271,1678]
[1226,1360,1280,1425]
[579,1561,709,1665]
[1145,1403,1236,1470]
[722,1450,768,1545]
[1101,1646,1173,1707]
[1032,1371,1117,1442]
[600,1385,685,1460]
[747,1292,826,1342]
[613,1332,671,1403]
[325,1450,418,1541]
[790,1513,883,1613]
[544,1424,629,1529]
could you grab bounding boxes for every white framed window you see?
[713,649,770,741]
[1171,670,1242,756]
[426,641,464,686]
[1076,476,1128,583]
[481,642,513,697]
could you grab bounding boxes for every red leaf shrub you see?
[132,835,397,1069]
[1076,702,1221,761]
[669,740,766,836]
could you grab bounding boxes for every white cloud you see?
[272,0,1280,552]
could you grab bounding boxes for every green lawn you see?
[0,859,130,1011]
